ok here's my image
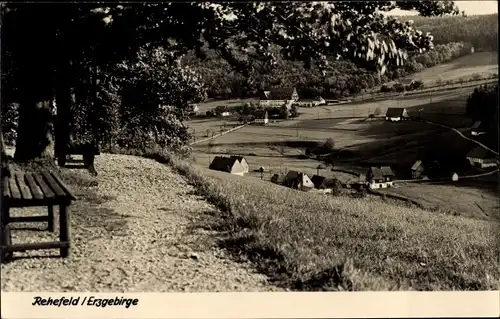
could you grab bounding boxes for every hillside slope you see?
[174,161,499,291]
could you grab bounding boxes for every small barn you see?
[366,166,395,189]
[209,156,246,176]
[385,108,410,122]
[470,121,487,137]
[284,170,314,191]
[411,160,425,179]
[230,156,249,173]
[311,175,327,189]
[466,147,498,169]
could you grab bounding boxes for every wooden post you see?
[47,205,54,232]
[59,204,70,257]
[0,200,12,263]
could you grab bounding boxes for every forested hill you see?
[185,14,498,100]
[396,14,498,51]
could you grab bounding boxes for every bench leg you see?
[47,205,54,232]
[59,205,70,258]
[0,224,13,264]
[57,155,67,167]
[1,204,13,263]
[84,154,97,176]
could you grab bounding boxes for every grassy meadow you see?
[172,159,499,291]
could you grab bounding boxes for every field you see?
[389,51,498,86]
[173,160,499,290]
[189,85,499,220]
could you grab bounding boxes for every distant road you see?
[424,121,499,156]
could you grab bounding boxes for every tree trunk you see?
[14,68,55,162]
[54,66,73,164]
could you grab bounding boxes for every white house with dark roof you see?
[385,108,410,122]
[466,147,498,169]
[470,121,487,137]
[366,166,395,189]
[259,88,299,107]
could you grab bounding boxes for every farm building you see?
[411,160,425,179]
[270,173,286,185]
[254,110,269,125]
[259,88,299,107]
[188,104,199,115]
[385,108,410,122]
[284,171,314,191]
[470,121,487,137]
[229,156,249,173]
[466,147,498,169]
[400,78,415,87]
[366,166,395,189]
[209,156,246,176]
[311,175,327,189]
[296,96,326,107]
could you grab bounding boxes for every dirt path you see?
[1,153,282,292]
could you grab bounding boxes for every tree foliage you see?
[1,1,461,158]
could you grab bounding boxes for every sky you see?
[388,1,498,16]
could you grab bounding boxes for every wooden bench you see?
[0,170,77,263]
[57,143,99,175]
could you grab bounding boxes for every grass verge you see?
[170,157,500,291]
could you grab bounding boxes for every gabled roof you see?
[471,121,482,129]
[230,156,248,164]
[311,175,326,189]
[368,167,383,180]
[386,108,407,117]
[209,156,240,172]
[262,88,297,100]
[285,170,300,181]
[466,147,495,159]
[411,160,423,170]
[471,120,487,131]
[400,78,414,85]
[380,166,395,176]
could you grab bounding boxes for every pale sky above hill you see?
[387,1,498,16]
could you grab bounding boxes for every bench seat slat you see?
[32,173,54,199]
[15,172,32,200]
[25,173,45,200]
[8,176,21,200]
[41,171,66,198]
[49,172,76,200]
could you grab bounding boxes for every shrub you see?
[1,102,19,146]
[373,107,382,116]
[324,138,335,152]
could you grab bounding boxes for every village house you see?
[229,156,249,173]
[188,104,199,116]
[385,107,410,122]
[366,166,395,189]
[284,170,314,191]
[254,110,269,125]
[310,175,338,193]
[400,78,415,88]
[296,96,326,107]
[209,156,246,176]
[466,147,498,169]
[411,160,425,179]
[469,121,487,137]
[259,88,299,107]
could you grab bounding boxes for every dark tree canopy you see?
[1,1,461,160]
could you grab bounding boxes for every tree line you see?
[0,2,462,159]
